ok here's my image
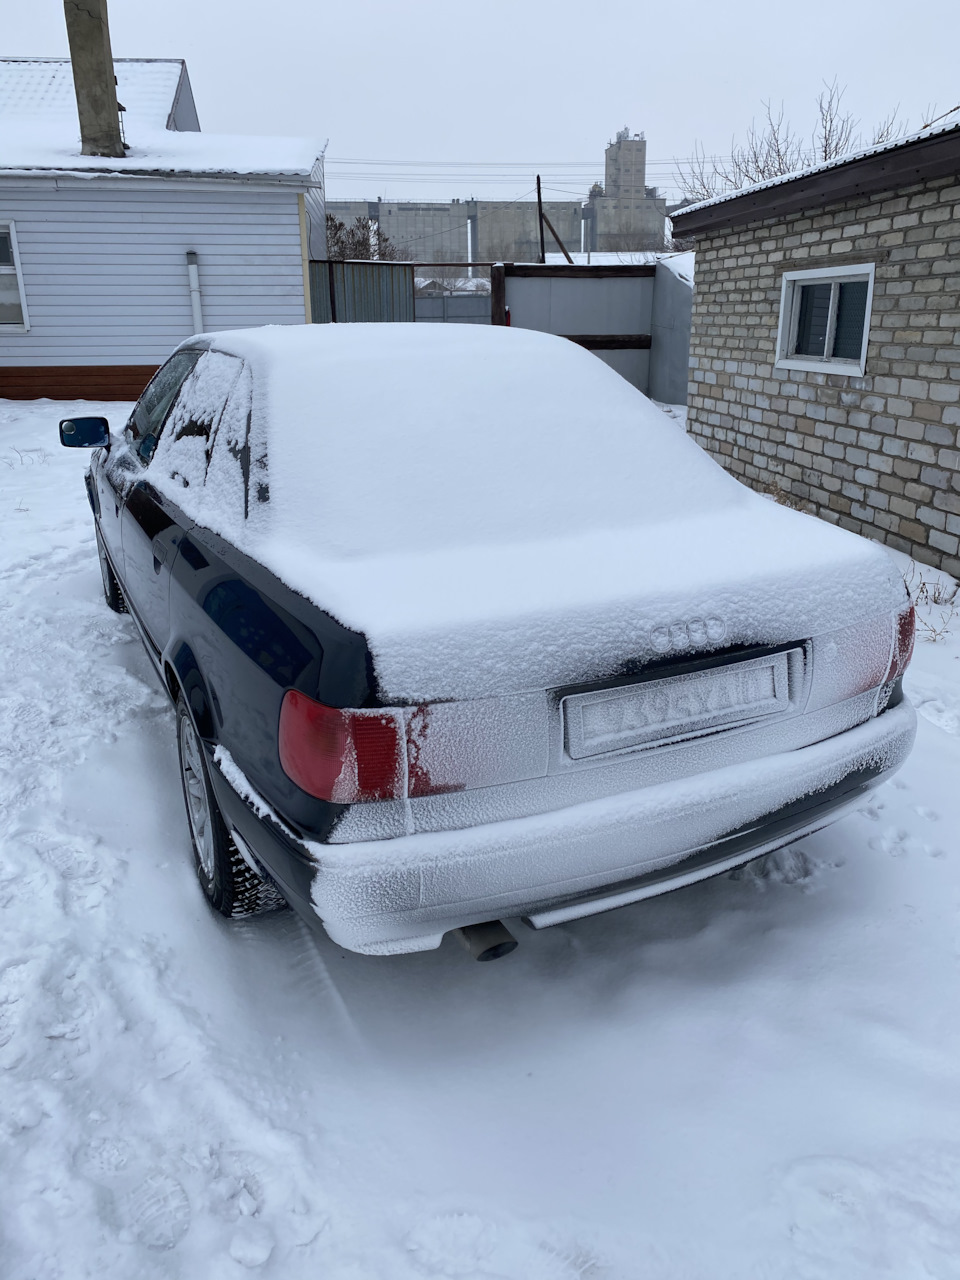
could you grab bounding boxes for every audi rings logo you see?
[648,616,726,654]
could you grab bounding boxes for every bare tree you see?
[812,79,858,162]
[871,108,904,146]
[325,213,409,261]
[677,84,906,202]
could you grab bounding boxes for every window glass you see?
[127,350,202,447]
[203,362,253,535]
[795,283,832,357]
[152,351,244,494]
[832,280,869,359]
[0,275,23,325]
[779,268,873,371]
[0,229,24,325]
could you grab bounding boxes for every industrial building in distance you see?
[326,130,669,262]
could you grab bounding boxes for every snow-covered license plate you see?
[563,650,794,759]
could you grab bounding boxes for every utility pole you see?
[533,175,574,265]
[63,0,125,158]
[536,174,546,264]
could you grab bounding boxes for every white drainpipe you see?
[186,251,204,334]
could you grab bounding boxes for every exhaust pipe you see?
[452,920,518,962]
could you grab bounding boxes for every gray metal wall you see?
[0,176,307,366]
[503,270,654,391]
[310,261,415,323]
[414,295,491,324]
[648,261,694,405]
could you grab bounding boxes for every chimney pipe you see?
[63,0,125,158]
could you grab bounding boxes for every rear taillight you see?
[279,693,465,803]
[885,605,916,683]
[279,691,403,803]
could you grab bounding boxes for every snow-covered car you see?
[60,325,917,959]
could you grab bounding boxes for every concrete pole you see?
[63,0,125,158]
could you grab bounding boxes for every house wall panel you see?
[0,178,307,370]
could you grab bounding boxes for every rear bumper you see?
[301,699,915,954]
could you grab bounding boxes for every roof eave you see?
[0,165,317,185]
[672,128,960,237]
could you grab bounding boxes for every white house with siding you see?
[0,58,324,399]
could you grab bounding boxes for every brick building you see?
[672,112,960,576]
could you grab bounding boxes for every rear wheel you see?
[175,696,286,918]
[96,526,126,613]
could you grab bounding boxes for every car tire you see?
[175,695,286,918]
[96,526,127,613]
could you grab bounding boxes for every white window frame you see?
[775,262,875,376]
[0,221,30,331]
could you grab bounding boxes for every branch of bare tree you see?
[676,82,907,202]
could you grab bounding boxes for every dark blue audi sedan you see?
[60,324,915,959]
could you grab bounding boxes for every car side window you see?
[151,350,244,497]
[125,350,202,455]
[202,362,253,536]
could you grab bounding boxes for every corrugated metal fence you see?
[309,260,415,323]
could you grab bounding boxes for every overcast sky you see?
[6,0,959,202]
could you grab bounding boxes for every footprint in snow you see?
[868,828,943,859]
[773,1146,960,1276]
[858,803,885,822]
[913,805,940,821]
[115,1172,191,1251]
[29,831,113,913]
[75,1135,133,1180]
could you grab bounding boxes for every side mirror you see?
[60,416,109,449]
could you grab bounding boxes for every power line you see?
[327,154,734,167]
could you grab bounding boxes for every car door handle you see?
[152,536,168,573]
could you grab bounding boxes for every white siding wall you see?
[0,176,307,365]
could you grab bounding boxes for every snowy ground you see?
[2,398,960,1280]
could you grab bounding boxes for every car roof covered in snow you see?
[188,322,745,561]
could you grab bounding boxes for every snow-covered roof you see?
[0,58,322,181]
[675,106,960,221]
[0,58,191,131]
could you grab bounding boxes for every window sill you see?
[0,324,30,332]
[774,355,865,377]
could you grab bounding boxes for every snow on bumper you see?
[307,701,916,955]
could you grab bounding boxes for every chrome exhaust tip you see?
[452,920,518,962]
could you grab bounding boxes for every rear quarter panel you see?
[167,524,372,838]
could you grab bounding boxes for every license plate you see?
[563,651,795,759]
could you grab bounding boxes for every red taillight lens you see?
[885,605,916,683]
[278,691,403,803]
